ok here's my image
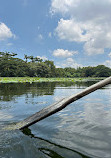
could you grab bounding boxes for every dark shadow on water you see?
[0,82,56,101]
[0,81,98,101]
[22,128,91,158]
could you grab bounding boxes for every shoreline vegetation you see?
[0,77,105,83]
[0,52,111,79]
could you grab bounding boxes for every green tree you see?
[28,62,50,77]
[64,67,76,77]
[0,57,28,77]
[34,57,43,63]
[82,66,94,77]
[94,65,111,77]
[30,55,34,62]
[55,68,66,77]
[24,54,28,62]
[44,60,56,77]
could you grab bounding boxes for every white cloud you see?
[53,48,78,57]
[56,57,82,68]
[48,32,52,38]
[51,0,111,55]
[108,52,111,58]
[104,52,111,67]
[38,34,43,40]
[50,0,78,15]
[104,60,111,67]
[51,0,111,20]
[0,23,15,41]
[55,19,90,42]
[37,56,48,61]
[7,43,13,46]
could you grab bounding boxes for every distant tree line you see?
[0,51,111,77]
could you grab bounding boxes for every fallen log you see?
[14,77,111,130]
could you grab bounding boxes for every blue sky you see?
[0,0,111,68]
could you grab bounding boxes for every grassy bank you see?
[0,77,105,83]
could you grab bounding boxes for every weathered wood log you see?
[15,77,111,130]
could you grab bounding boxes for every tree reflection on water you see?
[0,81,97,101]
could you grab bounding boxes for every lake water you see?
[0,80,111,158]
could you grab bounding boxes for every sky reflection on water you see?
[0,81,111,158]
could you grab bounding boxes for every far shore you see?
[0,77,105,83]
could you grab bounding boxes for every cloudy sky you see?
[0,0,111,68]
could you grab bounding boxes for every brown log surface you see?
[14,77,111,130]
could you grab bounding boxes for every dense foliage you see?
[0,52,111,77]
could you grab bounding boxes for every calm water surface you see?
[0,80,111,158]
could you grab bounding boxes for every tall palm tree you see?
[30,55,34,62]
[5,52,11,59]
[24,54,28,62]
[11,52,17,57]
